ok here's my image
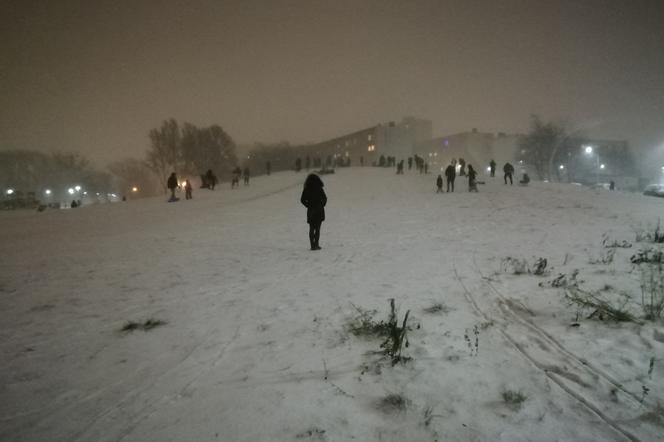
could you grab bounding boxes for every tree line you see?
[0,150,112,197]
[517,115,636,182]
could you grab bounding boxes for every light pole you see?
[583,145,600,185]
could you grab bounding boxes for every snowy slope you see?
[1,169,663,441]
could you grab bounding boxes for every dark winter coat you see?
[468,166,477,182]
[436,175,443,187]
[445,165,456,179]
[167,173,178,190]
[300,174,327,224]
[503,163,514,174]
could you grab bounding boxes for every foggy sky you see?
[2,0,664,166]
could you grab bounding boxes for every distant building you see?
[307,117,433,166]
[413,128,521,173]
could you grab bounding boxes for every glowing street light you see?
[68,188,75,195]
[559,164,565,170]
[486,166,491,172]
[74,185,81,192]
[131,186,138,192]
[582,145,601,184]
[44,189,52,195]
[6,189,14,195]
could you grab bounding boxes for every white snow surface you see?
[1,168,664,442]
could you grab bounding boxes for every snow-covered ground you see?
[1,168,663,441]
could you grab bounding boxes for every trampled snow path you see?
[1,168,663,441]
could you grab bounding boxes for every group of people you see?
[231,167,251,188]
[167,166,252,202]
[167,173,193,202]
[164,158,529,251]
[434,160,521,193]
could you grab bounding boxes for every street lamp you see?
[559,164,564,170]
[44,189,52,195]
[583,145,600,184]
[6,189,14,195]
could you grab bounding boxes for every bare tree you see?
[518,115,565,181]
[108,158,160,197]
[146,118,182,192]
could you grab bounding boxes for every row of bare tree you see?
[517,115,636,182]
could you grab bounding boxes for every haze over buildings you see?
[2,0,664,167]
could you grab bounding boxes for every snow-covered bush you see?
[634,219,664,244]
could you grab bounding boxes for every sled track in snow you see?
[223,181,303,208]
[469,254,646,408]
[452,261,642,442]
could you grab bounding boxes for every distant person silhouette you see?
[205,169,217,189]
[445,162,456,192]
[243,167,250,185]
[184,179,193,199]
[167,172,178,200]
[489,159,496,177]
[436,174,443,193]
[300,173,327,251]
[503,162,514,185]
[467,164,478,192]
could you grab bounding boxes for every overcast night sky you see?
[2,0,664,166]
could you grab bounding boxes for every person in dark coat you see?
[467,164,478,192]
[167,172,178,200]
[184,179,193,199]
[444,162,456,192]
[459,158,466,176]
[489,159,496,177]
[243,167,250,185]
[503,162,514,185]
[300,173,327,251]
[519,173,530,185]
[266,161,271,176]
[231,167,241,188]
[436,174,443,193]
[205,169,217,190]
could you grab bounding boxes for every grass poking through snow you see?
[120,318,167,333]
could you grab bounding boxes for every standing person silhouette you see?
[167,172,178,201]
[300,174,327,251]
[503,162,514,185]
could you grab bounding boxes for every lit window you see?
[368,144,375,152]
[368,134,372,141]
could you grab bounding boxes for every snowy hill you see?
[1,168,663,441]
